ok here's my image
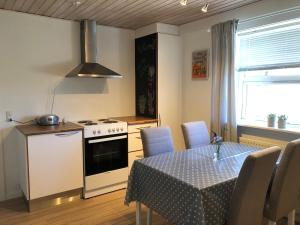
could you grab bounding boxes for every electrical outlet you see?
[6,111,13,122]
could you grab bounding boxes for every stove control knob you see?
[97,130,101,134]
[120,128,123,131]
[108,129,111,133]
[112,128,116,132]
[116,128,120,132]
[93,130,96,135]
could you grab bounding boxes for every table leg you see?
[147,208,152,225]
[288,210,295,225]
[136,201,142,225]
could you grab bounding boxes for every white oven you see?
[77,119,128,198]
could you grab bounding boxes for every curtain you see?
[211,19,238,142]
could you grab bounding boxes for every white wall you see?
[0,10,135,201]
[180,0,300,131]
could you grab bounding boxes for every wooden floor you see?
[0,189,298,225]
[0,189,169,225]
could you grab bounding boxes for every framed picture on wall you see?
[192,49,209,79]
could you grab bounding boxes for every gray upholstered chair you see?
[141,126,175,157]
[140,126,175,225]
[181,121,210,149]
[264,139,300,225]
[227,146,281,225]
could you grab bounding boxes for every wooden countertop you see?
[16,122,83,136]
[112,116,158,125]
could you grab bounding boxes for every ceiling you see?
[0,0,261,29]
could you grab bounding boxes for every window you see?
[236,19,300,128]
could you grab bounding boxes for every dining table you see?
[125,142,261,225]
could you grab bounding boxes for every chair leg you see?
[268,221,276,225]
[147,208,153,225]
[136,201,142,225]
[288,210,295,225]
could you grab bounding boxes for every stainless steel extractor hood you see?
[66,20,122,78]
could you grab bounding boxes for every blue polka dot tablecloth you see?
[125,142,260,225]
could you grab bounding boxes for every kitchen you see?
[1,0,300,225]
[0,3,182,222]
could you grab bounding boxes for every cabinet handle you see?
[136,137,141,139]
[55,131,80,137]
[103,171,112,174]
[137,126,151,130]
[159,114,162,127]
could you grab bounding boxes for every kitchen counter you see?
[16,122,83,136]
[112,116,158,125]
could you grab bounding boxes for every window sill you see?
[237,120,300,135]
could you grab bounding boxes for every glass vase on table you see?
[212,133,223,161]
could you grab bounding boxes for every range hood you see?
[66,20,122,78]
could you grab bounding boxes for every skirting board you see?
[5,190,22,201]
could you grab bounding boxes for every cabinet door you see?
[28,131,83,199]
[128,150,144,173]
[158,33,184,149]
[128,133,143,152]
[128,122,158,133]
[128,123,158,152]
[135,33,158,118]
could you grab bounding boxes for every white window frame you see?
[237,71,300,126]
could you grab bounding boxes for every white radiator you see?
[239,134,288,150]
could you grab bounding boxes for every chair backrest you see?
[227,146,281,225]
[140,126,175,157]
[181,121,210,149]
[264,139,300,221]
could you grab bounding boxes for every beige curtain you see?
[211,19,238,142]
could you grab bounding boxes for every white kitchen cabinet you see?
[128,122,157,133]
[27,131,83,199]
[128,132,143,152]
[128,122,157,173]
[17,126,84,205]
[157,33,183,149]
[135,29,183,150]
[128,150,144,172]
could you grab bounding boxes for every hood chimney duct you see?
[66,20,122,78]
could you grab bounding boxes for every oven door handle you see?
[88,135,127,144]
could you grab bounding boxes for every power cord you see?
[10,119,34,124]
[51,86,57,114]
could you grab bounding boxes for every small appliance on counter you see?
[36,114,59,126]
